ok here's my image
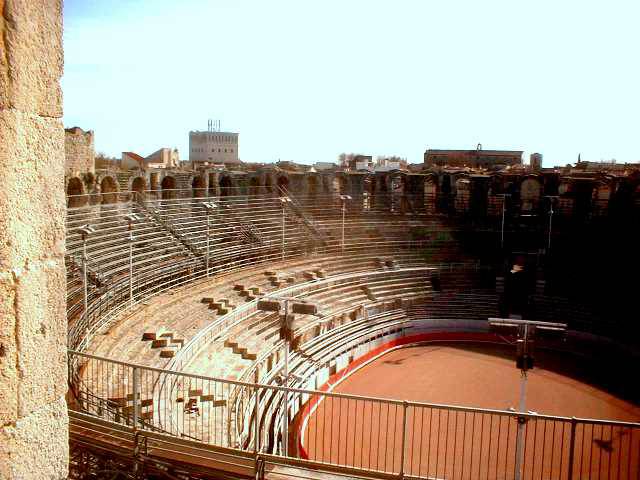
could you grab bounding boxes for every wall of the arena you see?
[65,127,95,175]
[0,1,68,478]
[66,166,640,226]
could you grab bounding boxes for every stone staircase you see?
[142,329,185,358]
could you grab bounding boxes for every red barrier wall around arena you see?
[293,331,507,459]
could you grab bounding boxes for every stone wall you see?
[65,126,94,174]
[0,1,68,478]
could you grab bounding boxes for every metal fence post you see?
[132,366,139,429]
[399,401,408,479]
[567,417,577,480]
[254,369,260,455]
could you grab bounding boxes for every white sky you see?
[62,0,640,167]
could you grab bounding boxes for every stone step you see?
[242,351,257,361]
[151,339,168,348]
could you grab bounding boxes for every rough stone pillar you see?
[0,1,68,478]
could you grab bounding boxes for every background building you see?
[190,123,239,165]
[121,148,179,170]
[530,153,543,171]
[424,145,523,169]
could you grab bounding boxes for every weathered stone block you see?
[13,261,67,418]
[0,272,18,425]
[0,397,68,480]
[0,110,65,271]
[0,0,64,117]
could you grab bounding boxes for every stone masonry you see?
[65,126,94,175]
[0,1,68,479]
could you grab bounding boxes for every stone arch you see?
[100,175,119,204]
[307,175,320,196]
[192,175,206,198]
[320,175,333,194]
[331,175,346,196]
[264,174,274,193]
[454,176,471,213]
[248,177,261,196]
[161,175,177,199]
[67,177,87,208]
[219,175,233,196]
[277,175,290,192]
[520,177,542,212]
[592,181,612,216]
[424,175,438,214]
[208,172,218,196]
[131,176,147,201]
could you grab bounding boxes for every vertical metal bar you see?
[514,371,528,480]
[82,237,88,315]
[567,418,577,480]
[129,230,134,306]
[132,366,139,430]
[253,381,259,454]
[399,401,408,479]
[281,205,286,261]
[282,338,289,456]
[206,213,210,277]
[341,200,346,252]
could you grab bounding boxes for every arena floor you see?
[300,343,640,479]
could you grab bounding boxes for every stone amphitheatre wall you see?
[0,1,68,478]
[65,166,640,221]
[65,126,95,175]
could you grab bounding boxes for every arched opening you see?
[192,175,206,198]
[264,175,274,194]
[161,175,177,199]
[208,173,217,196]
[219,176,233,197]
[67,177,87,208]
[334,176,347,195]
[277,176,289,193]
[100,176,119,204]
[424,176,438,213]
[131,177,147,201]
[248,177,261,196]
[307,175,319,197]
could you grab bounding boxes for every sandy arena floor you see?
[300,343,640,479]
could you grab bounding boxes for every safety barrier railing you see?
[67,349,640,480]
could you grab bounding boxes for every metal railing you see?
[67,349,640,479]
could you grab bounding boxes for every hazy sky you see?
[62,0,640,167]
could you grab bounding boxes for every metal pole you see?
[82,237,88,315]
[514,323,529,480]
[501,195,506,249]
[206,212,210,277]
[567,417,577,480]
[281,205,286,261]
[129,228,134,306]
[399,400,408,478]
[254,374,260,455]
[341,199,346,252]
[548,205,554,251]
[514,370,527,480]
[282,299,289,456]
[132,366,139,429]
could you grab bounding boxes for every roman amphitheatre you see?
[2,2,640,479]
[61,168,640,479]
